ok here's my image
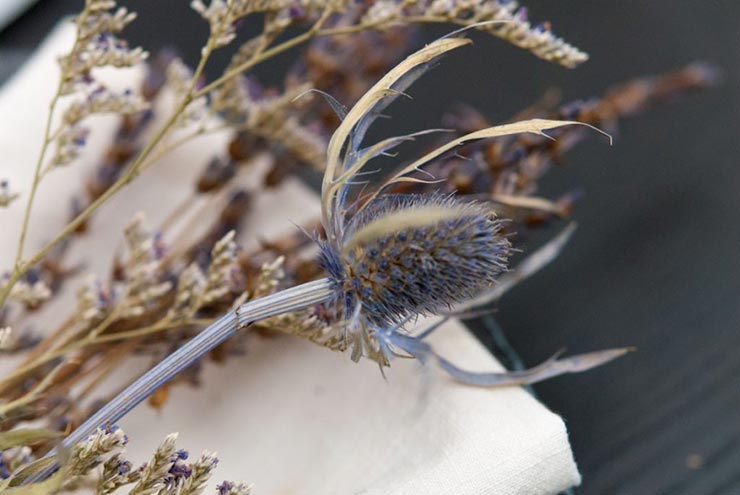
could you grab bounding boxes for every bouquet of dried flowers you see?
[0,0,715,492]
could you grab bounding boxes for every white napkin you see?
[0,22,581,495]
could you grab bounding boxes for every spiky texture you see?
[320,194,511,326]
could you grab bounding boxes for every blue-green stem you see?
[29,277,335,482]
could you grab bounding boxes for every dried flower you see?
[177,451,219,495]
[166,58,210,129]
[76,275,117,325]
[129,432,179,495]
[252,256,285,298]
[0,446,33,479]
[190,0,242,49]
[34,35,635,461]
[53,86,149,167]
[213,78,328,170]
[67,424,128,477]
[312,37,584,364]
[7,278,52,308]
[52,122,90,167]
[192,0,334,49]
[202,231,239,303]
[62,87,148,127]
[118,214,173,318]
[59,1,147,94]
[168,230,241,320]
[98,454,141,494]
[363,0,399,25]
[46,0,149,169]
[168,264,208,321]
[320,193,511,328]
[216,480,252,495]
[363,0,588,67]
[195,157,237,193]
[5,427,246,493]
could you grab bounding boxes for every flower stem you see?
[0,318,201,397]
[27,277,334,483]
[0,40,215,312]
[0,92,60,311]
[194,20,383,99]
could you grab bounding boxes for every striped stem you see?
[29,278,335,482]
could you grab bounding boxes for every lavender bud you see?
[320,194,511,325]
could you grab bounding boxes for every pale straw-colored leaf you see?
[344,203,469,250]
[321,37,471,238]
[0,429,63,450]
[490,193,567,215]
[386,119,608,189]
[0,469,65,495]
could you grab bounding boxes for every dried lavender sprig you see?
[30,277,334,482]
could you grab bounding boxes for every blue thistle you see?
[320,194,511,327]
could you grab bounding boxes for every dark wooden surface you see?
[1,2,738,494]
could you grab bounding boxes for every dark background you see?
[1,2,738,494]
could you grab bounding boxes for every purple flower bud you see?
[515,7,529,23]
[116,460,132,475]
[288,4,305,19]
[217,481,233,495]
[533,21,551,33]
[153,232,167,259]
[169,460,192,479]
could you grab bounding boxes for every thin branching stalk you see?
[0,16,372,312]
[0,6,213,311]
[193,20,386,99]
[0,17,89,308]
[0,317,209,399]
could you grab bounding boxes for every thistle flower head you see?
[320,194,511,327]
[311,36,571,364]
[311,34,589,364]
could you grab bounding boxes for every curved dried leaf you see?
[322,37,471,237]
[0,429,63,450]
[490,194,567,215]
[437,347,634,387]
[2,469,65,495]
[2,456,63,491]
[344,204,468,249]
[387,119,605,188]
